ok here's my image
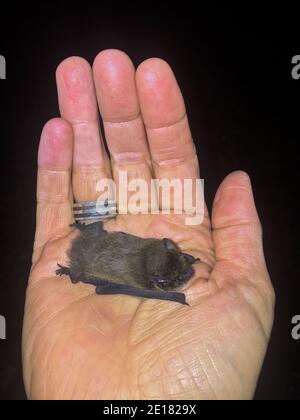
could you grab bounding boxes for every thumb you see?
[212,171,267,270]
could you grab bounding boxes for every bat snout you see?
[178,267,194,284]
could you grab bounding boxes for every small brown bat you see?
[56,221,199,305]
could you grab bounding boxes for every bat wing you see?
[94,280,188,305]
[57,265,188,305]
[76,273,188,305]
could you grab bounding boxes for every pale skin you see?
[22,49,275,400]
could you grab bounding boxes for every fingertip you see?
[56,56,91,81]
[92,49,139,120]
[212,170,261,236]
[136,57,172,85]
[56,56,97,121]
[92,49,135,92]
[93,49,134,73]
[224,170,251,186]
[214,170,252,204]
[38,118,73,168]
[136,57,185,128]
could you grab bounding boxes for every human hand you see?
[23,50,275,400]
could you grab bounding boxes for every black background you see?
[0,5,299,399]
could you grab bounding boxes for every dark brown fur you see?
[56,221,199,305]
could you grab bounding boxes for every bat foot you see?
[56,263,70,277]
[70,221,106,236]
[56,264,80,284]
[70,221,86,230]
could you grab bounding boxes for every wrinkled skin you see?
[23,50,275,400]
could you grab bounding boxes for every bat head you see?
[147,238,195,291]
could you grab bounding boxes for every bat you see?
[56,221,200,305]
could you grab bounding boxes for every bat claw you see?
[70,221,86,230]
[181,253,200,264]
[56,263,70,277]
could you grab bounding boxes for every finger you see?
[212,171,268,272]
[33,118,73,263]
[136,58,199,181]
[93,50,153,210]
[56,57,111,202]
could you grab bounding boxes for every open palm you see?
[22,50,274,400]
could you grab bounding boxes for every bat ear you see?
[162,238,178,251]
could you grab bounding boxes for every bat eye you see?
[162,238,177,251]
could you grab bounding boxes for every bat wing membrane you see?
[94,280,188,305]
